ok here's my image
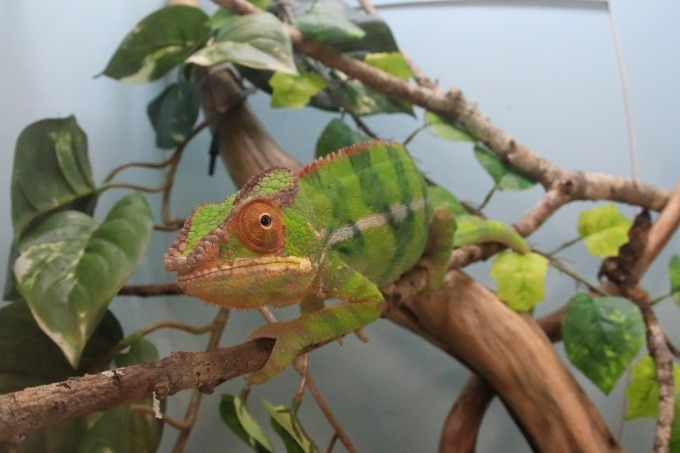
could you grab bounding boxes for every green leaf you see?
[294,6,366,44]
[147,81,200,148]
[426,112,474,142]
[625,355,680,420]
[263,401,318,453]
[11,117,97,241]
[102,5,210,83]
[577,204,633,257]
[14,193,153,367]
[327,73,413,116]
[489,252,548,311]
[315,118,371,158]
[669,255,680,306]
[562,293,645,394]
[188,13,297,74]
[208,0,270,27]
[116,338,159,367]
[270,71,326,109]
[364,52,413,81]
[0,301,123,393]
[473,144,536,191]
[220,395,273,453]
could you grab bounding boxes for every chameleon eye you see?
[235,201,285,254]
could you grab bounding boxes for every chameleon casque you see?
[165,140,522,384]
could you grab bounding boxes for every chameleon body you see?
[164,141,525,383]
[165,141,453,383]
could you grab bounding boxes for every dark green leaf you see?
[426,112,473,142]
[625,355,680,420]
[11,117,97,241]
[147,81,200,148]
[323,73,413,116]
[577,204,632,258]
[208,0,269,27]
[669,255,680,306]
[315,118,371,158]
[270,71,326,108]
[102,5,210,83]
[220,395,273,452]
[188,13,296,74]
[364,52,413,80]
[0,301,122,393]
[14,193,153,367]
[562,293,645,394]
[264,401,317,453]
[116,338,159,367]
[473,144,536,191]
[294,6,366,44]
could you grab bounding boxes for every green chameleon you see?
[164,141,527,384]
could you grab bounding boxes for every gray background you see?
[1,0,679,451]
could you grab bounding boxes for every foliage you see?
[2,2,676,452]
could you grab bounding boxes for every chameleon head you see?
[164,167,316,309]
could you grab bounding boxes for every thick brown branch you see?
[0,339,274,442]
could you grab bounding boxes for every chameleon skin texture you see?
[164,141,452,383]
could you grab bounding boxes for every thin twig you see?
[131,405,190,430]
[172,308,230,453]
[306,374,357,453]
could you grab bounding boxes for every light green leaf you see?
[563,293,645,394]
[577,204,632,257]
[220,395,273,453]
[670,255,680,306]
[490,252,548,311]
[11,117,97,240]
[188,13,297,74]
[208,0,269,27]
[365,52,413,81]
[14,193,153,367]
[147,81,200,149]
[315,118,371,158]
[625,355,680,420]
[473,144,536,191]
[263,401,318,453]
[294,6,366,44]
[102,5,210,83]
[426,112,473,142]
[270,71,326,109]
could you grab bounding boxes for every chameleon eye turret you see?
[231,200,285,254]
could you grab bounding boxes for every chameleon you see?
[164,140,528,384]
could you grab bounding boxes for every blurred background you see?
[1,0,678,451]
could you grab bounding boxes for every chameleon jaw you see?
[176,255,314,284]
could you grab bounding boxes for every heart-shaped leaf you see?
[12,116,97,240]
[577,204,632,257]
[294,6,366,44]
[147,80,200,148]
[562,293,645,394]
[0,301,123,394]
[263,400,317,453]
[473,144,536,191]
[365,52,413,81]
[490,251,547,311]
[270,71,326,109]
[102,5,210,83]
[315,118,371,159]
[426,112,474,142]
[14,192,153,367]
[220,395,273,452]
[188,13,297,75]
[625,355,680,420]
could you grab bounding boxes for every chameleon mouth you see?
[176,255,313,283]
